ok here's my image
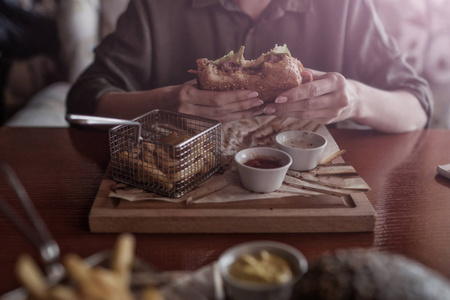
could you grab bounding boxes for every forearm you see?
[351,80,428,133]
[95,85,181,119]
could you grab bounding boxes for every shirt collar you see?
[192,0,313,13]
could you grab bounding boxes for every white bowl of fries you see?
[218,241,308,300]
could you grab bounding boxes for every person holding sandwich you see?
[66,0,432,133]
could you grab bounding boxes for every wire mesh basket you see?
[109,110,221,198]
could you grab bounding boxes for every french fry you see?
[167,155,205,182]
[139,160,174,190]
[140,143,156,164]
[158,132,179,145]
[63,254,90,284]
[120,151,174,190]
[158,131,192,146]
[319,149,347,165]
[200,150,217,173]
[176,133,191,145]
[15,254,48,300]
[90,268,133,300]
[153,147,182,170]
[111,233,136,285]
[142,141,156,152]
[63,253,96,299]
[119,151,139,164]
[64,253,134,300]
[141,287,165,300]
[46,285,78,300]
[64,253,111,299]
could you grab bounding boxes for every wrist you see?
[161,84,183,111]
[347,79,366,122]
[139,85,181,113]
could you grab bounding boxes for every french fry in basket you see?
[119,151,174,190]
[153,147,182,171]
[111,233,136,285]
[158,131,190,146]
[15,254,48,300]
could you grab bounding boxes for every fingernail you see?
[263,107,276,114]
[251,100,264,107]
[252,109,263,116]
[275,96,288,103]
[246,91,259,99]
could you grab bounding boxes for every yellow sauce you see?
[229,250,293,284]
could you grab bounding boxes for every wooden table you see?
[0,126,449,295]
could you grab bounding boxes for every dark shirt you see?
[66,0,433,126]
[0,0,59,58]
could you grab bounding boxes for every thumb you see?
[185,79,198,86]
[305,68,326,80]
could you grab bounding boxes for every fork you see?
[0,162,64,281]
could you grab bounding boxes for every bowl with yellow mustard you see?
[217,241,308,300]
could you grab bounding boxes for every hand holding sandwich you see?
[189,44,426,132]
[174,79,265,124]
[261,69,360,125]
[260,69,427,133]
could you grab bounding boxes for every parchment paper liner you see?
[108,116,370,204]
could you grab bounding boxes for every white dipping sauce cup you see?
[234,147,292,193]
[275,130,327,171]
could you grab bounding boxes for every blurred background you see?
[1,0,449,128]
[374,0,450,129]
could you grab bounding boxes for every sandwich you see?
[189,44,312,102]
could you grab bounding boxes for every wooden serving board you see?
[89,164,376,233]
[89,117,377,233]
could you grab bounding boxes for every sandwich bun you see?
[190,44,312,103]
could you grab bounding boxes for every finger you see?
[210,106,263,124]
[182,85,260,107]
[264,91,350,123]
[185,79,198,85]
[269,107,342,124]
[303,107,343,124]
[277,72,345,102]
[209,96,263,116]
[180,92,263,118]
[267,92,336,114]
[305,68,326,78]
[180,97,263,119]
[207,89,260,108]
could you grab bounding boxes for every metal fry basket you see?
[109,109,221,198]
